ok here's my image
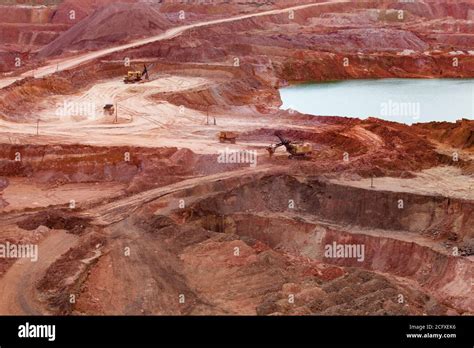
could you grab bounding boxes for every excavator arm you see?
[267,142,284,157]
[274,132,295,155]
[268,131,312,158]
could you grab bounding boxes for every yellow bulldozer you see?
[267,132,312,159]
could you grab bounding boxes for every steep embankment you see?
[0,5,66,72]
[187,174,474,242]
[182,174,474,313]
[414,119,474,151]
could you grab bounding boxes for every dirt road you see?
[0,1,354,155]
[0,230,78,315]
[332,166,474,201]
[0,0,347,90]
[0,73,280,153]
[0,166,278,315]
[83,164,280,225]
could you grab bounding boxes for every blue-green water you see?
[280,79,474,124]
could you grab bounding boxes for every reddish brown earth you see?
[0,0,472,316]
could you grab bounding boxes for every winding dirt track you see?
[0,165,278,314]
[0,0,357,155]
[0,2,337,314]
[4,0,471,316]
[82,164,280,225]
[0,231,78,315]
[0,0,347,89]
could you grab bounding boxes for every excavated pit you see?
[180,174,474,314]
[28,169,473,316]
[1,0,474,317]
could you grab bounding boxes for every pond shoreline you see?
[280,78,474,125]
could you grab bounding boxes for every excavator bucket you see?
[266,146,276,157]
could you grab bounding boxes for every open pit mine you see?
[0,0,472,318]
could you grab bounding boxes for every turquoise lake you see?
[280,79,474,124]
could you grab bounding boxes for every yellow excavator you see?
[267,132,312,159]
[123,64,151,84]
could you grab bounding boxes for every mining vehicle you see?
[218,131,237,144]
[267,132,312,159]
[103,104,115,115]
[123,64,150,84]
